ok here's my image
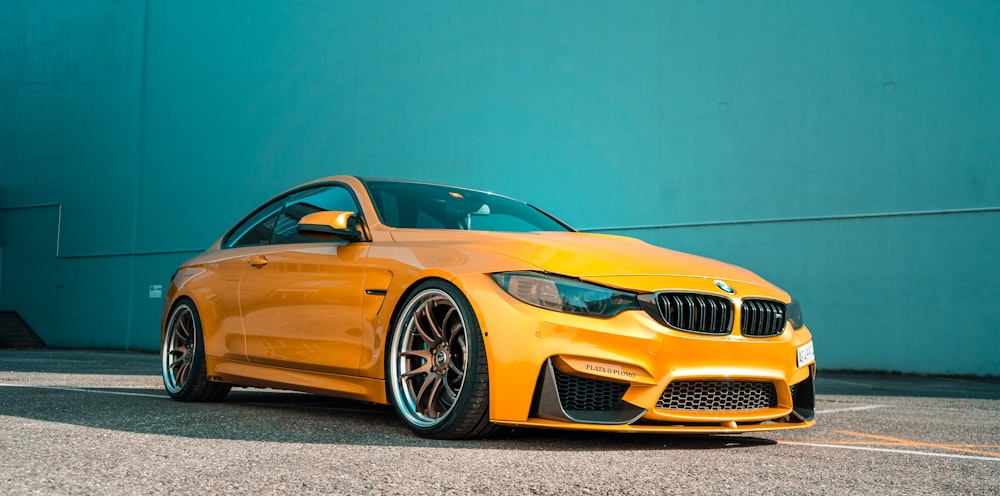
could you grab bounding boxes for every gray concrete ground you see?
[0,350,997,495]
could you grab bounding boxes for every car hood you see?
[387,229,776,291]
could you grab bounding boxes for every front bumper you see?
[457,273,817,433]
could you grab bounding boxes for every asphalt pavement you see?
[1,350,997,495]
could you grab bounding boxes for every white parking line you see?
[0,383,167,399]
[782,441,1000,462]
[816,404,884,414]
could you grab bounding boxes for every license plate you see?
[797,341,815,368]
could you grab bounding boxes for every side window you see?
[227,198,284,248]
[374,190,399,227]
[271,185,360,244]
[467,213,543,232]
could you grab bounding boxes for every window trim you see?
[221,181,370,249]
[222,197,286,249]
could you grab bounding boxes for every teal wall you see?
[1,1,998,375]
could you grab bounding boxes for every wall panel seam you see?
[579,207,1000,233]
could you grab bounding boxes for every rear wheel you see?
[387,280,496,439]
[162,299,231,402]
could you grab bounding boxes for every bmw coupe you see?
[161,176,816,439]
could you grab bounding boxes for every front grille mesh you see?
[554,368,628,411]
[740,299,786,337]
[656,293,733,335]
[657,380,777,411]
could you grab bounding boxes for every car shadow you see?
[0,384,776,450]
[6,350,999,449]
[233,390,780,450]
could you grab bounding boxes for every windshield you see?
[365,181,573,232]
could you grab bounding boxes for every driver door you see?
[237,184,367,376]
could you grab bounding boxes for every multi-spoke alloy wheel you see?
[388,281,494,439]
[161,299,230,402]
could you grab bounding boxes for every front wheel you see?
[162,299,231,402]
[387,280,496,439]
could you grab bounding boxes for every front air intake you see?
[532,359,646,425]
[553,368,628,412]
[657,380,777,411]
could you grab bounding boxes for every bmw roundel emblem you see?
[715,280,735,294]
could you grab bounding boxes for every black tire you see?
[386,280,496,439]
[161,298,231,402]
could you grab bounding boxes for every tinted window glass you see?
[367,181,572,232]
[227,199,284,248]
[466,213,548,232]
[272,185,360,244]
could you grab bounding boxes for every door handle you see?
[248,255,269,268]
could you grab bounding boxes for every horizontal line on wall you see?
[58,249,202,260]
[13,206,998,259]
[577,206,1000,233]
[0,202,61,211]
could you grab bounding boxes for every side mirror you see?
[297,211,361,240]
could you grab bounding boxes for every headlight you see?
[491,272,640,318]
[787,298,805,329]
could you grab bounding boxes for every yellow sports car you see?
[161,176,816,439]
